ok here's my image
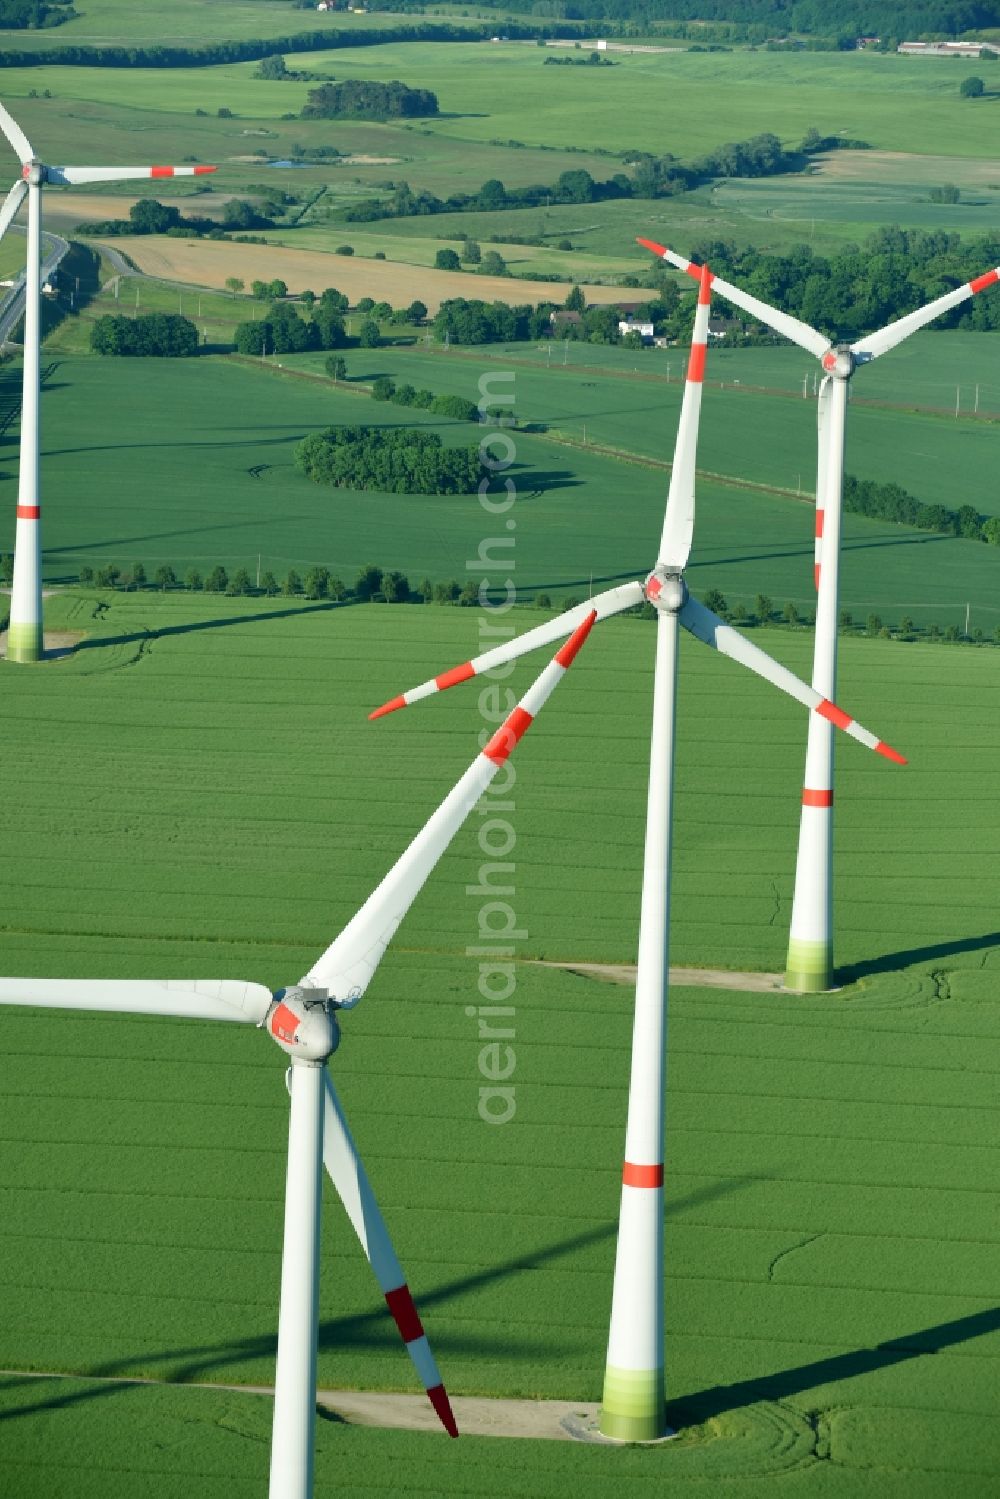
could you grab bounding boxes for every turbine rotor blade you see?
[46,164,217,186]
[678,594,906,764]
[0,177,27,241]
[319,1072,458,1436]
[0,977,273,1023]
[303,611,599,1002]
[852,268,1000,361]
[637,237,832,361]
[0,101,33,165]
[370,582,642,719]
[658,263,711,570]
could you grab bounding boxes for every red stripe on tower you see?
[814,564,821,590]
[687,343,707,384]
[554,609,597,668]
[802,788,833,807]
[817,698,852,731]
[483,706,533,765]
[150,166,175,178]
[697,267,712,305]
[969,269,1000,295]
[623,1162,664,1188]
[815,510,825,539]
[384,1284,424,1344]
[436,661,475,691]
[16,505,40,520]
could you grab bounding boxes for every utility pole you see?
[257,554,261,589]
[974,383,980,413]
[965,601,971,638]
[802,371,809,399]
[955,385,960,418]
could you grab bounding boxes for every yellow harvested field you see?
[92,234,637,313]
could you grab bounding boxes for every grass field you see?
[7,352,998,634]
[0,591,998,1495]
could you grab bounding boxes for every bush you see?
[430,392,479,421]
[434,248,461,271]
[335,244,355,256]
[359,319,381,348]
[371,375,395,401]
[205,565,228,594]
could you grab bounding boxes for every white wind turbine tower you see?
[369,265,906,1442]
[0,99,215,662]
[0,614,596,1497]
[639,235,999,992]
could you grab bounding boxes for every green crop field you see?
[0,593,998,1496]
[5,351,998,633]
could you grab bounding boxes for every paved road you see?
[0,226,70,348]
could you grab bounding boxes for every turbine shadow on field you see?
[692,532,950,574]
[839,931,1000,981]
[675,1304,1000,1428]
[0,1178,758,1423]
[74,599,348,651]
[42,431,308,459]
[48,514,309,557]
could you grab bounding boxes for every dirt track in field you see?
[86,233,637,312]
[534,961,786,992]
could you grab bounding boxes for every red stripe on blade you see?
[623,1162,664,1188]
[970,268,999,295]
[554,609,597,667]
[369,696,405,721]
[385,1284,424,1344]
[436,661,474,691]
[687,342,707,383]
[16,505,39,519]
[636,236,668,258]
[427,1384,459,1438]
[802,788,833,807]
[815,509,825,538]
[150,166,175,178]
[483,706,533,765]
[876,741,907,765]
[817,698,852,731]
[194,166,217,175]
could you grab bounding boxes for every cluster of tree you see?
[0,0,75,28]
[253,53,325,81]
[684,228,1000,341]
[369,377,480,421]
[435,245,509,276]
[296,425,482,495]
[301,79,439,119]
[344,133,800,222]
[90,313,199,358]
[77,197,268,240]
[234,298,351,355]
[843,474,1000,543]
[430,294,637,345]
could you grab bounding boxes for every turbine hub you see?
[265,986,340,1063]
[21,161,43,186]
[820,345,854,380]
[644,568,687,614]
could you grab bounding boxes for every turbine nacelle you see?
[821,345,856,380]
[265,987,340,1063]
[644,568,687,614]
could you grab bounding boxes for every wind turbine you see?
[638,235,999,993]
[0,100,215,662]
[368,266,906,1441]
[0,612,595,1497]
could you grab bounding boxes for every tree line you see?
[90,313,199,358]
[344,132,803,222]
[844,474,1000,544]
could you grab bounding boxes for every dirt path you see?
[0,1368,611,1443]
[533,960,785,992]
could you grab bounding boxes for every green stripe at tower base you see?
[785,937,834,993]
[6,621,43,663]
[599,1365,666,1442]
